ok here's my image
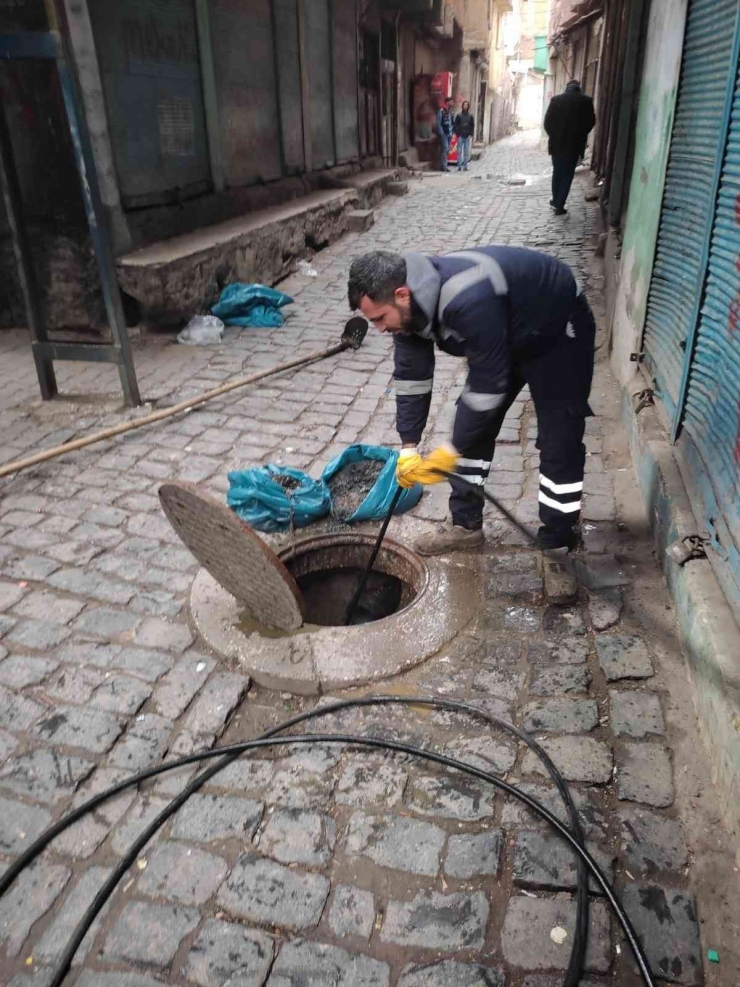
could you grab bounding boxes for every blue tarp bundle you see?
[211,283,294,328]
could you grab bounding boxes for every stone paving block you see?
[0,655,58,688]
[41,665,106,704]
[407,772,496,820]
[48,568,134,605]
[596,634,654,680]
[521,698,599,734]
[528,636,590,664]
[282,744,342,774]
[261,808,336,867]
[0,750,94,803]
[543,607,586,637]
[35,866,113,962]
[473,662,526,701]
[110,795,171,855]
[582,495,616,521]
[185,917,274,987]
[6,619,72,651]
[522,736,613,784]
[90,674,152,715]
[0,860,71,955]
[328,885,375,939]
[501,781,609,837]
[135,616,194,652]
[206,758,275,794]
[172,793,264,843]
[35,704,122,753]
[107,646,174,681]
[0,684,45,729]
[622,884,702,985]
[103,900,200,969]
[150,654,215,720]
[0,581,26,610]
[137,840,229,905]
[268,939,390,987]
[397,960,505,987]
[501,895,611,972]
[502,605,541,632]
[0,727,18,763]
[486,571,543,598]
[184,672,249,738]
[345,812,445,876]
[217,853,330,929]
[444,830,503,878]
[0,796,53,854]
[529,663,591,695]
[1,556,60,581]
[443,735,518,773]
[619,806,689,875]
[12,590,86,624]
[72,607,141,641]
[587,589,623,631]
[380,890,489,950]
[512,830,615,892]
[609,690,664,738]
[617,742,674,807]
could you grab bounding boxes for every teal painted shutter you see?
[642,0,739,422]
[680,58,740,609]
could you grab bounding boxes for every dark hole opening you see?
[295,566,404,626]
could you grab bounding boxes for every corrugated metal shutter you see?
[679,57,740,609]
[642,0,739,422]
[90,0,212,208]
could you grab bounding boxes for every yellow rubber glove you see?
[396,444,459,488]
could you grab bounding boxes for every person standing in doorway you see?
[543,80,595,215]
[436,96,455,172]
[454,100,475,172]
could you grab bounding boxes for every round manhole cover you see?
[159,482,305,631]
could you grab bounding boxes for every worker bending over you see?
[348,247,596,560]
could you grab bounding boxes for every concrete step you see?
[116,188,356,324]
[347,209,375,232]
[327,168,402,209]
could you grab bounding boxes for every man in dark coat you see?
[544,80,596,215]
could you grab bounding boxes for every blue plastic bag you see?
[211,283,294,328]
[227,465,330,533]
[321,444,423,522]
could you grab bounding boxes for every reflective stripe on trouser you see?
[450,295,596,534]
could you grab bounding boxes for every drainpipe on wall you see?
[194,0,226,195]
[297,0,313,173]
[394,11,401,167]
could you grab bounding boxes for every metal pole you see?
[48,0,141,406]
[0,96,58,400]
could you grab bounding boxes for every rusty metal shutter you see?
[679,54,740,609]
[642,0,739,422]
[89,0,212,208]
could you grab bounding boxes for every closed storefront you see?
[642,0,740,608]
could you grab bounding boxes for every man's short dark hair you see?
[445,96,453,104]
[348,251,407,309]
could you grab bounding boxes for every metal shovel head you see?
[342,316,368,350]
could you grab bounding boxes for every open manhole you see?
[160,482,481,693]
[278,533,425,627]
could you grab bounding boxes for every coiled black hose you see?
[0,696,655,987]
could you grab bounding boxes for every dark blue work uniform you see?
[393,247,596,542]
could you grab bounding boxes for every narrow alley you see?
[0,132,737,987]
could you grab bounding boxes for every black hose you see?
[0,696,654,986]
[43,729,655,987]
[1,695,586,987]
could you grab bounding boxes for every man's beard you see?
[397,301,427,336]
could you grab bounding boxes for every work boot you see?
[535,526,579,552]
[414,524,485,557]
[542,547,578,605]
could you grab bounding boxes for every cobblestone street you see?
[0,132,738,987]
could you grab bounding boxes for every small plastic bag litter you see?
[227,465,330,533]
[211,283,294,328]
[297,259,318,277]
[177,315,224,345]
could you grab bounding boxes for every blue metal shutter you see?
[679,56,740,610]
[642,0,739,422]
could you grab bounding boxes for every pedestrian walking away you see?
[435,96,455,172]
[454,100,475,171]
[544,80,595,215]
[347,248,596,562]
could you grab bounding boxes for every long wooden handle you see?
[0,341,347,479]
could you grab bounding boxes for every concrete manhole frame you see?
[190,532,482,694]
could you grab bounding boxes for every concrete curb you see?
[621,389,740,834]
